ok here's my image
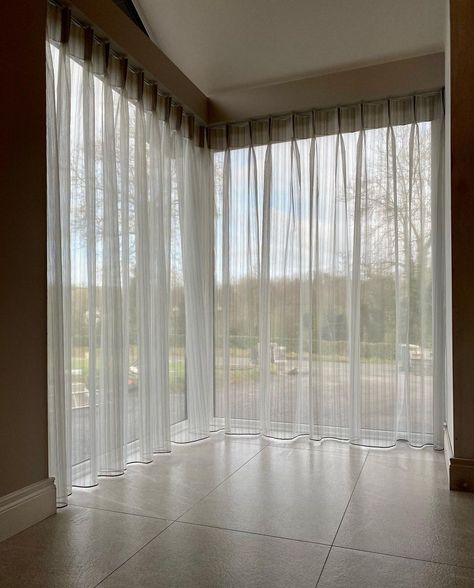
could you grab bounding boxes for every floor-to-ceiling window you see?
[47,5,213,504]
[46,3,446,508]
[212,99,445,447]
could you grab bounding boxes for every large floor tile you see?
[0,506,169,588]
[335,454,474,567]
[70,436,264,520]
[180,446,366,544]
[100,521,329,588]
[318,547,474,588]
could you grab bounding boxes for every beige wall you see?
[0,0,468,501]
[59,0,445,127]
[0,0,48,497]
[208,53,444,124]
[450,0,474,462]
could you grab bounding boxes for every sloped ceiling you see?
[133,0,445,96]
[112,0,148,36]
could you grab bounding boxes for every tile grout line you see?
[90,443,268,588]
[69,439,267,523]
[176,519,333,548]
[328,543,474,572]
[67,502,171,522]
[327,450,473,571]
[173,443,269,523]
[329,450,370,545]
[313,545,332,588]
[314,450,370,587]
[172,442,369,527]
[71,442,455,587]
[93,518,175,588]
[72,446,440,518]
[68,444,438,523]
[91,442,361,588]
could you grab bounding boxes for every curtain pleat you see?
[47,30,213,504]
[47,6,446,508]
[47,38,68,506]
[173,138,214,442]
[215,98,445,448]
[148,111,171,453]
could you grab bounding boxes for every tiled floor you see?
[1,433,474,587]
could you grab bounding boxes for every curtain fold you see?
[46,16,213,504]
[214,93,445,447]
[47,4,446,508]
[172,135,214,442]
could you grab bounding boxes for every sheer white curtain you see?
[47,4,446,509]
[213,94,445,448]
[46,7,213,505]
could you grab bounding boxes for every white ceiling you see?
[134,0,445,96]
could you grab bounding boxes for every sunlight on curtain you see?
[213,96,445,447]
[47,4,446,509]
[46,7,212,505]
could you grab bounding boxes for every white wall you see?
[208,53,444,124]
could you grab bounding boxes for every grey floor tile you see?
[335,454,474,568]
[100,521,329,588]
[0,506,169,588]
[180,446,366,544]
[317,546,474,588]
[70,436,264,520]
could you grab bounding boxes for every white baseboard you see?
[0,478,56,543]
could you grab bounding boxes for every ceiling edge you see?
[208,52,445,125]
[65,0,209,123]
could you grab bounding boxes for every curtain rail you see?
[47,0,205,145]
[206,89,444,150]
[47,1,443,151]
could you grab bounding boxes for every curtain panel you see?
[46,4,446,507]
[47,5,213,505]
[213,92,445,448]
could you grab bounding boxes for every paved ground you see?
[70,359,433,466]
[214,358,433,443]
